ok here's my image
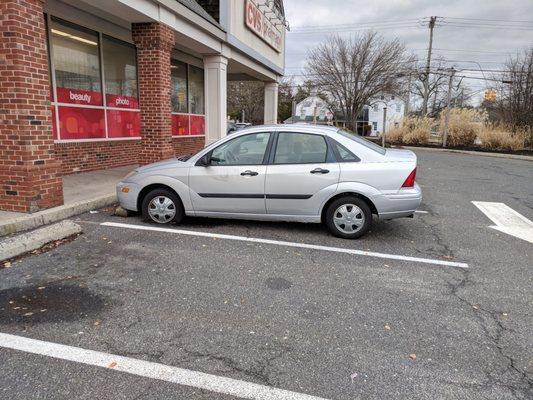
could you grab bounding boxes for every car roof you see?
[242,124,340,135]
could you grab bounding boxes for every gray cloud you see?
[284,0,533,101]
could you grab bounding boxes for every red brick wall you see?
[132,23,175,165]
[0,0,63,212]
[55,137,204,175]
[55,140,141,175]
[173,137,206,156]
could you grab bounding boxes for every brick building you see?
[0,0,286,212]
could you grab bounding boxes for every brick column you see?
[132,23,175,165]
[0,0,63,213]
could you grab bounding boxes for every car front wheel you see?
[325,197,372,239]
[141,188,183,224]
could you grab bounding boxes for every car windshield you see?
[337,129,386,155]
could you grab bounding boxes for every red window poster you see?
[190,115,205,135]
[56,87,103,106]
[51,106,58,140]
[106,94,139,109]
[172,114,189,136]
[58,106,105,139]
[107,110,141,138]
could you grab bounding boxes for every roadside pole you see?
[442,67,456,148]
[291,100,296,123]
[422,16,437,116]
[382,106,387,147]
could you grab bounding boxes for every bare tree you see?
[227,81,264,124]
[412,57,471,116]
[305,32,408,130]
[496,48,533,128]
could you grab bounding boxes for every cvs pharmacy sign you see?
[245,0,282,53]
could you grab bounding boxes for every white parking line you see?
[0,332,327,400]
[472,201,533,244]
[101,221,469,269]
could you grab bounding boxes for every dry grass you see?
[478,124,529,151]
[386,116,433,145]
[440,108,486,147]
[385,108,530,151]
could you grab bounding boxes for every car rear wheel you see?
[325,197,372,239]
[141,188,183,224]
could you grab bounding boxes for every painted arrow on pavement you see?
[472,201,533,244]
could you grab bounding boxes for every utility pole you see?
[291,100,296,123]
[422,16,437,116]
[241,109,245,123]
[405,61,415,116]
[382,106,387,147]
[442,67,456,148]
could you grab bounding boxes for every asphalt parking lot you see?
[1,149,532,399]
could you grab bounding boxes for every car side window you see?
[274,132,328,164]
[211,132,270,166]
[331,139,360,162]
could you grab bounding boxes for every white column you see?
[204,55,228,144]
[264,81,279,124]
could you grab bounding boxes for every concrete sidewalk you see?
[0,165,136,236]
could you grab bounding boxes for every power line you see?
[439,16,533,24]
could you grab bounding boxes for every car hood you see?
[385,148,417,163]
[135,158,190,174]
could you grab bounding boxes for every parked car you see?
[235,122,252,130]
[117,125,421,239]
[227,122,237,135]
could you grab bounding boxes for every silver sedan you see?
[117,125,422,239]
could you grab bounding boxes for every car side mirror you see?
[196,154,211,167]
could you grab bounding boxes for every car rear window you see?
[338,130,386,155]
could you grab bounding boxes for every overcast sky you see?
[283,0,533,104]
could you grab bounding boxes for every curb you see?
[401,146,533,161]
[0,220,82,262]
[0,194,116,237]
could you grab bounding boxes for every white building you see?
[288,95,333,124]
[367,96,405,136]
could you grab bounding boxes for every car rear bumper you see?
[116,181,141,212]
[374,183,423,220]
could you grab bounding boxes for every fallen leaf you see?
[108,361,117,368]
[350,372,358,382]
[94,320,101,326]
[37,286,46,290]
[23,312,33,317]
[384,324,391,330]
[409,353,417,360]
[40,309,47,312]
[3,261,11,268]
[472,305,479,310]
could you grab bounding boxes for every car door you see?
[265,131,340,216]
[188,132,272,214]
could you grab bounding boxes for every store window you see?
[171,61,188,113]
[189,66,204,115]
[49,17,140,141]
[171,60,205,137]
[103,36,140,138]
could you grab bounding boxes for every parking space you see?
[1,150,532,399]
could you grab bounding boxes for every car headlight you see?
[123,170,138,180]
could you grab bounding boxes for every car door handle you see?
[310,168,330,174]
[240,170,259,176]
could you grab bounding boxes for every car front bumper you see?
[116,181,141,212]
[374,183,423,219]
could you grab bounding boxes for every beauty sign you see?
[245,0,282,53]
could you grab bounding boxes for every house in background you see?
[367,95,406,136]
[285,93,404,137]
[284,94,333,124]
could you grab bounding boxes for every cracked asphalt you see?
[0,149,532,399]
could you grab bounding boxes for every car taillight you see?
[401,168,416,188]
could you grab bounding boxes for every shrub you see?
[478,124,528,151]
[386,116,433,145]
[440,108,486,147]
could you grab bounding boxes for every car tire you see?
[325,196,372,239]
[141,188,184,224]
